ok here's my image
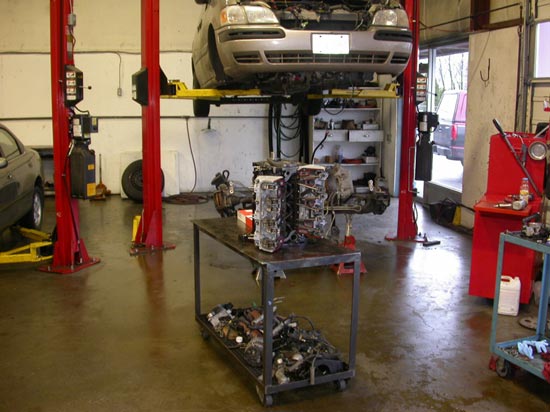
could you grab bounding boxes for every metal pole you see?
[395,0,420,240]
[515,0,532,132]
[140,0,164,248]
[45,0,98,273]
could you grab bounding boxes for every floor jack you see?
[0,227,53,264]
[332,214,367,275]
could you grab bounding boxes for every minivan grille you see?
[390,53,410,64]
[221,29,284,42]
[234,53,262,64]
[374,30,413,43]
[265,52,389,64]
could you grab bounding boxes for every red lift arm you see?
[44,0,99,273]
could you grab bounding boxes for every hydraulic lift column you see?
[131,0,174,253]
[395,0,420,240]
[45,0,99,273]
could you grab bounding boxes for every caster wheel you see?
[256,386,273,407]
[335,379,347,392]
[263,394,273,407]
[199,328,210,341]
[495,357,514,379]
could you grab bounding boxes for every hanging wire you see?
[185,117,197,193]
[162,118,208,205]
[270,103,304,160]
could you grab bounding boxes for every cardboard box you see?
[237,209,254,231]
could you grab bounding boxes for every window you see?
[418,43,469,195]
[0,129,22,160]
[535,21,550,78]
[436,92,458,123]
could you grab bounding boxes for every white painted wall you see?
[420,0,470,43]
[461,27,520,227]
[1,0,546,208]
[0,0,270,195]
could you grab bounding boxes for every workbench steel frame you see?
[192,218,361,405]
[490,231,550,381]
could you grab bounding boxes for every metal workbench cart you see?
[490,231,550,381]
[193,218,361,406]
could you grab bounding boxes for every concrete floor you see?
[0,196,549,411]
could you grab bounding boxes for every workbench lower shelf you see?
[493,336,550,380]
[192,217,361,406]
[490,232,550,384]
[196,313,353,402]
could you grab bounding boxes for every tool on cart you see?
[490,232,550,383]
[521,213,547,239]
[492,119,542,197]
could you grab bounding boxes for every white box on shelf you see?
[313,129,347,142]
[349,130,383,142]
[362,156,378,165]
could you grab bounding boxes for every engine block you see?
[253,160,328,253]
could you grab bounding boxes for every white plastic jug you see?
[498,276,521,316]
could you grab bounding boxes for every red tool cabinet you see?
[469,133,546,304]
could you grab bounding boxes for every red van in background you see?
[433,90,467,164]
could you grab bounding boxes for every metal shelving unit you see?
[310,106,384,179]
[490,231,550,381]
[192,218,361,406]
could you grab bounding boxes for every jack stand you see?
[332,215,367,275]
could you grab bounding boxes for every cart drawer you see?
[313,129,347,142]
[349,130,383,142]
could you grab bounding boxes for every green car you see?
[0,124,44,233]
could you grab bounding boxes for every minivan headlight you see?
[220,5,278,26]
[372,8,409,28]
[243,5,278,23]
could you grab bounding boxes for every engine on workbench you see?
[252,159,329,252]
[206,303,345,385]
[211,158,390,253]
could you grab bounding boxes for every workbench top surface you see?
[193,217,360,270]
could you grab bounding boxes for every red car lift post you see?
[44,0,99,273]
[394,0,420,240]
[132,0,174,253]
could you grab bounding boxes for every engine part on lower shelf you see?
[206,303,346,385]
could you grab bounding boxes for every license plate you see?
[312,34,350,55]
